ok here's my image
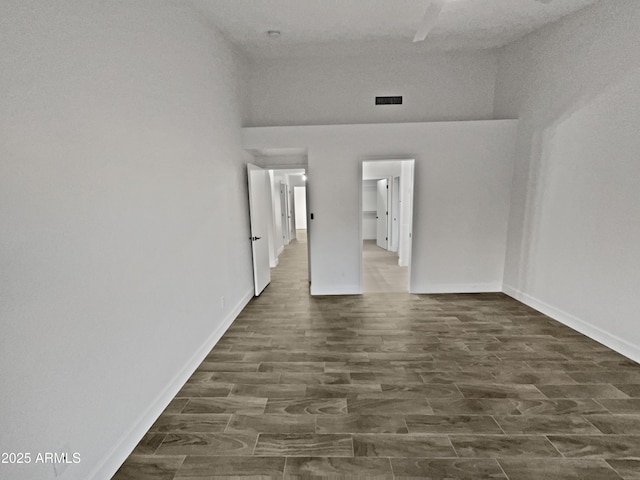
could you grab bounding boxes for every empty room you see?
[2,1,640,479]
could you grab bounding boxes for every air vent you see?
[375,96,402,105]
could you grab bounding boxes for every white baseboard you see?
[410,282,503,294]
[503,284,640,364]
[277,245,284,256]
[310,284,362,295]
[90,287,254,480]
[310,282,502,296]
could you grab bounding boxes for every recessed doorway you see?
[361,159,414,293]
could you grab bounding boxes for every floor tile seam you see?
[543,434,567,458]
[526,383,548,399]
[490,415,508,435]
[223,413,233,434]
[605,459,634,480]
[494,458,511,480]
[169,455,187,480]
[588,397,614,415]
[350,434,355,458]
[387,456,396,480]
[581,414,610,434]
[447,433,575,438]
[451,383,465,398]
[251,432,261,455]
[178,399,190,414]
[544,433,640,440]
[444,434,460,458]
[150,433,168,456]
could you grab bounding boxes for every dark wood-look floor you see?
[114,232,640,479]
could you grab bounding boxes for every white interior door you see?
[376,178,388,249]
[390,176,400,252]
[280,182,289,245]
[247,164,271,295]
[288,184,296,240]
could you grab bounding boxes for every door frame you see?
[360,158,415,293]
[265,166,311,285]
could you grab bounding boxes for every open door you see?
[376,178,389,249]
[390,176,400,252]
[280,182,289,245]
[247,164,271,295]
[287,184,296,241]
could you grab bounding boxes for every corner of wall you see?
[90,287,254,480]
[503,285,640,365]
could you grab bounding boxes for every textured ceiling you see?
[192,0,599,58]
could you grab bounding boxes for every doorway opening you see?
[361,159,414,293]
[246,164,310,297]
[264,168,310,291]
[266,168,307,259]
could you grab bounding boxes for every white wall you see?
[246,51,498,126]
[294,186,307,229]
[495,0,640,362]
[266,170,281,267]
[244,121,517,295]
[362,160,402,180]
[362,181,378,240]
[0,2,254,479]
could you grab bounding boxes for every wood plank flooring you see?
[113,232,640,479]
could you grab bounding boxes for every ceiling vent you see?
[375,96,402,105]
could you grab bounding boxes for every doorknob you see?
[250,236,262,241]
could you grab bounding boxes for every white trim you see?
[359,158,416,294]
[276,245,284,257]
[311,284,362,296]
[410,282,503,294]
[503,284,640,364]
[90,287,255,480]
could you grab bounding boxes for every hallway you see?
[115,235,640,479]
